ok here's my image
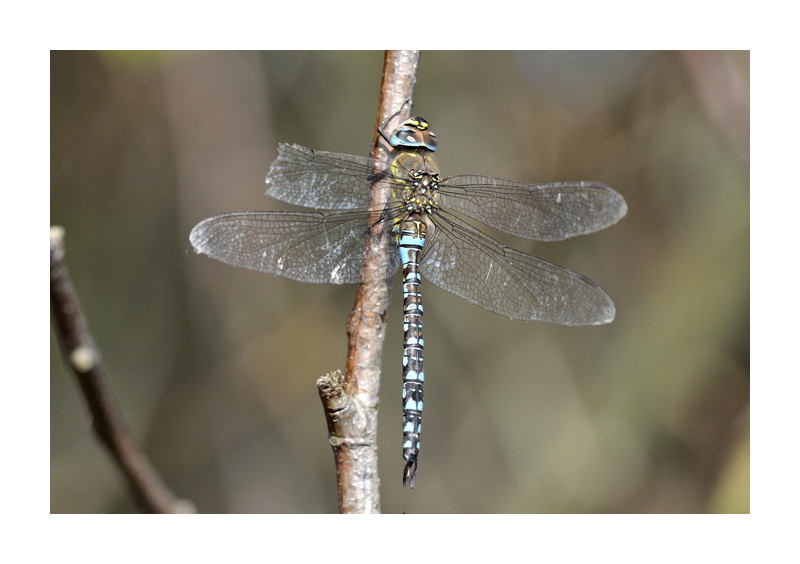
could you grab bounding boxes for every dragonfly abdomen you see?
[397,218,427,488]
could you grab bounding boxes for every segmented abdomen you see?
[397,218,426,488]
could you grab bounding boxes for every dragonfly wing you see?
[439,175,627,241]
[265,144,387,210]
[420,214,615,325]
[190,210,399,284]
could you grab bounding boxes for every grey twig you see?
[50,226,193,514]
[317,50,420,513]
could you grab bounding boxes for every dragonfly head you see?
[388,117,438,152]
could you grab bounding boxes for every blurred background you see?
[50,51,749,513]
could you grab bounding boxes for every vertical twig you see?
[50,226,193,514]
[317,50,420,514]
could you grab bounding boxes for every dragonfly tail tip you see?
[402,461,418,489]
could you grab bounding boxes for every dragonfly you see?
[189,114,627,488]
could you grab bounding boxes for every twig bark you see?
[50,226,192,514]
[317,50,420,514]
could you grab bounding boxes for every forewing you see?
[439,175,627,241]
[265,144,388,210]
[420,214,616,325]
[190,210,399,284]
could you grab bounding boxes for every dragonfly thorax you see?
[391,152,441,216]
[403,171,440,215]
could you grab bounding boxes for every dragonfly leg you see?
[377,99,412,145]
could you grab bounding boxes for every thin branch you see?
[50,226,192,514]
[317,50,420,514]
[317,369,369,500]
